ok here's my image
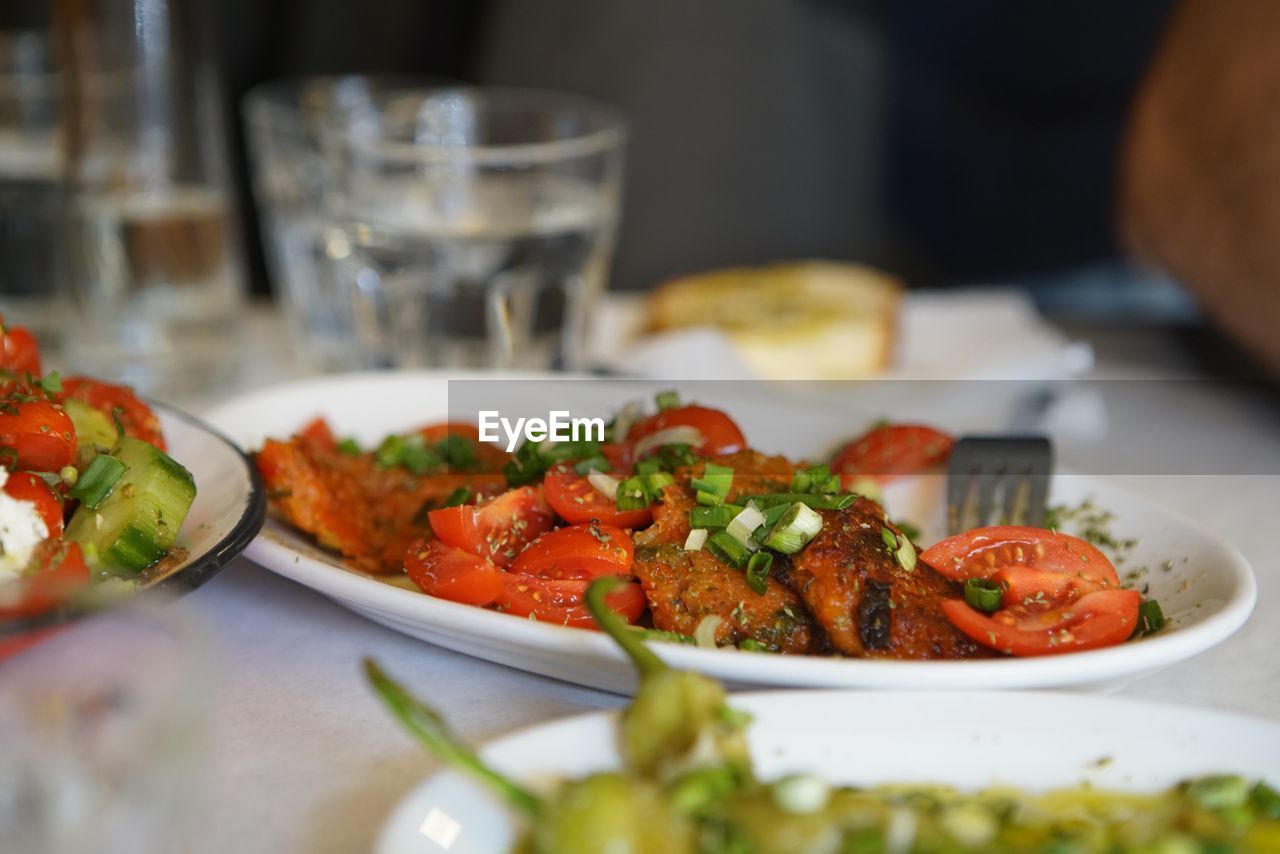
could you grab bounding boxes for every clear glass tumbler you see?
[57,0,245,397]
[242,76,444,372]
[0,25,66,345]
[326,87,626,371]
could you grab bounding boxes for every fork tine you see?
[946,471,971,536]
[972,470,999,529]
[1026,470,1051,528]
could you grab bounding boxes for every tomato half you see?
[921,526,1121,588]
[495,575,647,628]
[0,400,76,472]
[0,319,41,376]
[57,377,165,450]
[0,541,91,619]
[511,523,634,580]
[941,588,1141,656]
[627,405,746,457]
[427,486,555,567]
[832,423,954,485]
[3,471,64,537]
[544,462,653,529]
[404,539,503,606]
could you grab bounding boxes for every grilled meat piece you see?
[632,451,820,653]
[256,432,506,574]
[782,498,991,659]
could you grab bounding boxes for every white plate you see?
[376,690,1280,853]
[205,372,1255,693]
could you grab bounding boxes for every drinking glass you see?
[0,26,66,345]
[0,600,209,854]
[57,0,245,397]
[243,76,444,372]
[325,87,626,371]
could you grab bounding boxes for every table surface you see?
[167,304,1280,854]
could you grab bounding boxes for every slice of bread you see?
[645,261,901,379]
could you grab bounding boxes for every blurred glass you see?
[249,85,626,373]
[0,26,66,345]
[243,76,445,372]
[0,600,208,854]
[57,0,245,397]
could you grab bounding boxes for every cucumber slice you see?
[63,399,118,467]
[65,437,196,575]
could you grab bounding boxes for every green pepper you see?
[585,578,753,782]
[524,772,695,854]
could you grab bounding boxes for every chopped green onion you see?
[58,465,79,487]
[791,464,838,495]
[442,487,471,508]
[726,505,766,550]
[615,477,650,511]
[684,528,709,551]
[763,503,823,554]
[655,443,698,471]
[696,490,725,507]
[68,454,127,510]
[642,471,675,496]
[751,492,858,510]
[707,531,751,568]
[400,440,444,475]
[655,390,680,410]
[790,469,811,493]
[745,551,773,595]
[964,578,1003,613]
[633,458,665,476]
[894,532,917,573]
[374,434,406,468]
[880,527,898,550]
[689,505,739,529]
[587,469,621,500]
[573,455,611,475]
[738,638,771,653]
[337,437,361,455]
[773,774,831,815]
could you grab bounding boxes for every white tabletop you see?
[171,302,1279,854]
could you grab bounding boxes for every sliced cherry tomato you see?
[404,539,503,606]
[0,400,76,472]
[832,423,954,485]
[296,416,338,449]
[627,405,746,457]
[57,377,165,450]
[427,486,555,567]
[544,462,653,529]
[921,526,1121,588]
[511,523,634,580]
[0,541,91,619]
[941,588,1141,656]
[495,575,646,628]
[3,471,64,537]
[0,319,41,376]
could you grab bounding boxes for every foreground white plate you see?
[206,372,1255,693]
[377,690,1280,853]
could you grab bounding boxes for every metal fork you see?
[946,436,1053,535]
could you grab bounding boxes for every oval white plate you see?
[376,690,1280,854]
[205,372,1255,693]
